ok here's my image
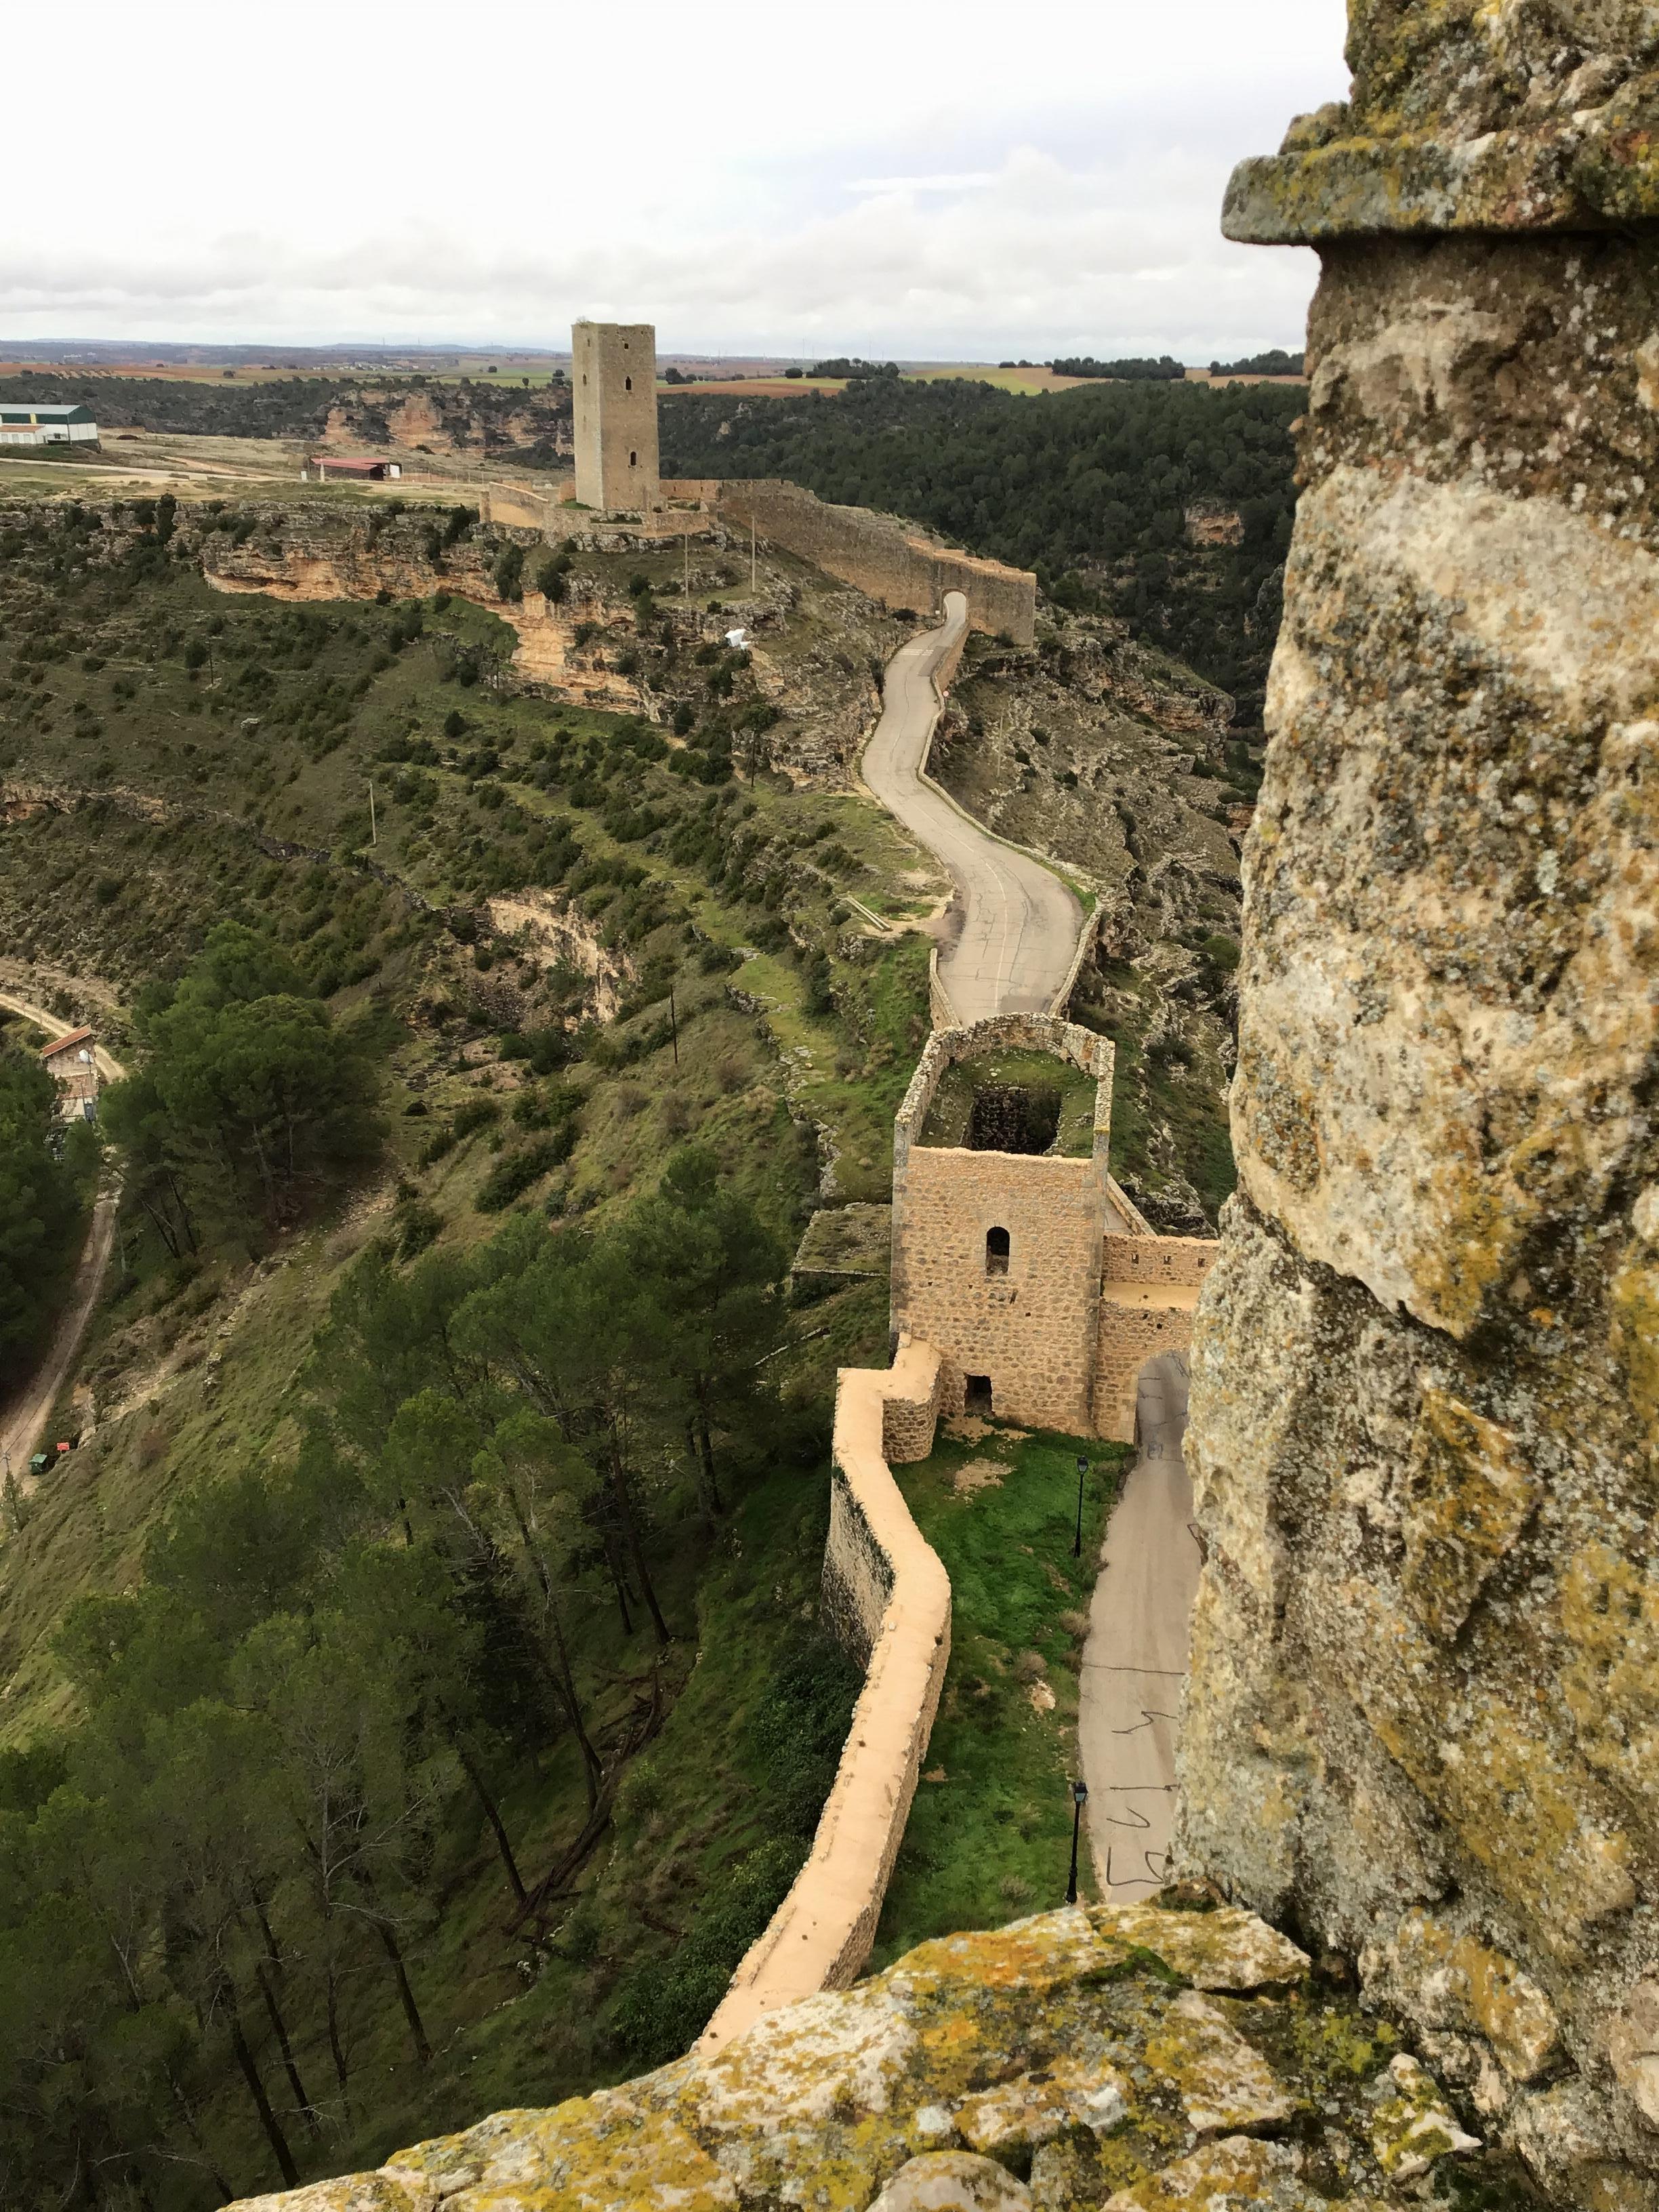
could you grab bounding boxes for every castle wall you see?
[714,479,1036,647]
[892,1149,1105,1435]
[699,1337,951,2053]
[571,321,660,514]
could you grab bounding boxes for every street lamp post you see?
[1066,1778,1088,1906]
[1073,1455,1090,1559]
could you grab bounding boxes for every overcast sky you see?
[3,0,1349,360]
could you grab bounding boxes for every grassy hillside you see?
[0,493,946,2208]
[0,483,1247,2207]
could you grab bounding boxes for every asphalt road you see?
[862,592,1083,1021]
[1077,1351,1203,1900]
[0,994,125,1487]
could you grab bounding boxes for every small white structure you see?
[0,402,99,447]
[301,454,403,483]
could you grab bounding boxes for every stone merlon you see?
[1225,1,1659,243]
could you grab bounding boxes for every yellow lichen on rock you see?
[1099,2135,1310,2210]
[222,1909,1452,2211]
[1141,1992,1298,2139]
[1399,1390,1540,1639]
[1367,2054,1481,2182]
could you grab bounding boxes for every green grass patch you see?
[870,1423,1130,1965]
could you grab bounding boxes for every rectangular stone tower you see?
[571,320,659,514]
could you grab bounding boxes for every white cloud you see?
[0,0,1349,356]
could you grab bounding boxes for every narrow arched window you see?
[630,449,638,466]
[624,375,632,391]
[986,1227,1010,1277]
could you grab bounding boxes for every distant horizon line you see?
[0,340,1300,368]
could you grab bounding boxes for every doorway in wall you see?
[964,1374,994,1416]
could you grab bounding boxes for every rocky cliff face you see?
[1177,5,1659,2205]
[229,1903,1521,2211]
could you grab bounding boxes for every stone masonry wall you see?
[895,1150,1105,1435]
[890,1015,1115,1434]
[697,1338,951,2055]
[1179,8,1659,2204]
[715,479,1037,647]
[1103,1233,1218,1290]
[1092,1302,1197,1443]
[1092,1235,1220,1441]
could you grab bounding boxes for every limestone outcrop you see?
[228,1902,1507,2210]
[1178,4,1659,2203]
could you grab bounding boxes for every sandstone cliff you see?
[1178,5,1659,2205]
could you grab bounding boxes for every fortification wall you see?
[1104,1233,1218,1289]
[715,480,1037,647]
[572,321,660,514]
[1093,1299,1197,1443]
[890,1014,1116,1433]
[893,1147,1108,1436]
[698,1338,951,2054]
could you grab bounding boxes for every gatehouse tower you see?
[571,320,660,514]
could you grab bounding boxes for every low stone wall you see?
[714,480,1036,647]
[697,1338,951,2053]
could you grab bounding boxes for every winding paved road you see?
[862,592,1082,1021]
[1078,1352,1203,1900]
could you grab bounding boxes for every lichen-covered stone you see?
[870,2153,1033,2212]
[224,1910,1477,2211]
[1099,2136,1311,2210]
[1142,1993,1298,2139]
[1367,2054,1481,2182]
[956,2058,1130,2156]
[1092,1904,1309,1994]
[1180,3,1659,2205]
[1359,1912,1561,2083]
[1223,3,1659,243]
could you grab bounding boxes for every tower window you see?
[624,375,632,390]
[985,1227,1010,1277]
[630,450,638,466]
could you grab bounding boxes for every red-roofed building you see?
[41,1027,100,1120]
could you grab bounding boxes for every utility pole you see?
[682,529,690,600]
[669,987,679,1067]
[1073,1454,1089,1558]
[367,781,377,846]
[750,517,757,593]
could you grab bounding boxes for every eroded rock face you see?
[228,1904,1494,2210]
[1179,4,1659,2204]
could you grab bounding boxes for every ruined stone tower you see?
[571,319,659,514]
[1177,4,1659,2201]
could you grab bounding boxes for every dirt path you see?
[862,593,1084,1020]
[0,993,126,1487]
